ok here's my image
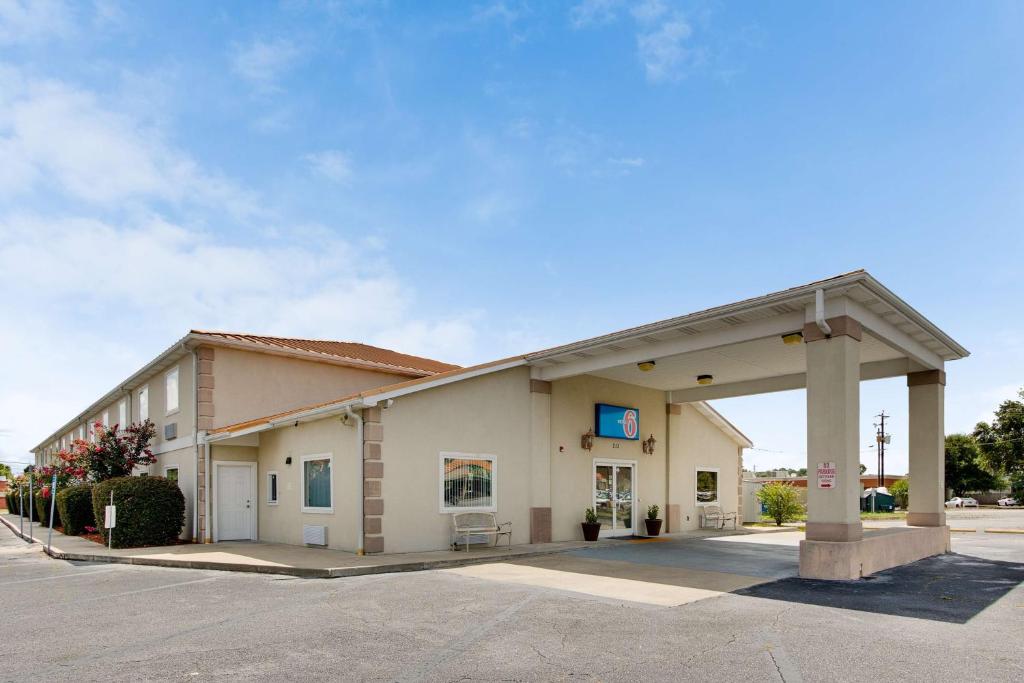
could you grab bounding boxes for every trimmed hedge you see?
[4,491,15,515]
[57,484,95,535]
[34,492,62,528]
[92,477,185,549]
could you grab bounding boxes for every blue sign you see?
[595,403,640,440]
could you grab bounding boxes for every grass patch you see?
[752,511,907,525]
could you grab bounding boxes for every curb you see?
[1,514,583,579]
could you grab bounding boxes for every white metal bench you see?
[450,512,512,551]
[700,505,737,530]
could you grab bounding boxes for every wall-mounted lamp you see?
[581,428,595,451]
[637,360,657,372]
[642,434,657,455]
[285,456,292,465]
[781,332,803,346]
[697,374,714,386]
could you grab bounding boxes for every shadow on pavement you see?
[734,552,1024,624]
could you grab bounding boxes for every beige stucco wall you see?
[381,367,535,553]
[151,443,196,540]
[212,348,410,429]
[668,403,742,530]
[246,419,361,550]
[550,375,669,541]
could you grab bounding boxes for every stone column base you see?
[906,511,945,527]
[799,526,950,580]
[805,521,863,542]
[529,507,552,544]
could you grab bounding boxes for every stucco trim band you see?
[907,369,946,386]
[802,315,863,343]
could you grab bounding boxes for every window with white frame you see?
[696,468,719,504]
[439,452,497,513]
[300,454,332,513]
[102,410,110,427]
[118,399,127,428]
[166,366,179,414]
[138,385,149,421]
[164,466,179,484]
[78,426,85,441]
[267,471,279,505]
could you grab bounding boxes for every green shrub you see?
[888,479,909,509]
[57,484,95,535]
[34,491,61,528]
[4,491,15,515]
[756,482,804,526]
[92,477,185,549]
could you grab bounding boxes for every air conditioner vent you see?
[303,524,327,546]
[164,423,177,440]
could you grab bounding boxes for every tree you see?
[974,388,1024,477]
[0,463,12,479]
[756,482,804,526]
[889,479,909,509]
[76,421,157,482]
[945,434,1001,496]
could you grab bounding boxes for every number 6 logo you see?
[622,410,638,439]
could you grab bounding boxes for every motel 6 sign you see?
[595,403,640,440]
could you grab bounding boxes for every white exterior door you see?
[216,463,256,541]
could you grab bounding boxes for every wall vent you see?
[303,524,327,546]
[164,423,177,440]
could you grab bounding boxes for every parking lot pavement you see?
[3,522,1024,682]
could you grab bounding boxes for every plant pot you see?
[644,518,663,536]
[581,522,601,541]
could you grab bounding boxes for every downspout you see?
[342,405,365,555]
[814,288,832,337]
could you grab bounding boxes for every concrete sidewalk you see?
[0,512,776,579]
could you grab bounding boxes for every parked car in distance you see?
[945,497,979,508]
[997,497,1019,506]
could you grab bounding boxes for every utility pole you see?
[874,411,889,489]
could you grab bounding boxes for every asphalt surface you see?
[2,521,1024,682]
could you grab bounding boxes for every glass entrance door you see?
[594,462,635,536]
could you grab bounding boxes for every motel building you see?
[32,271,967,580]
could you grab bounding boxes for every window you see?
[166,367,179,414]
[696,468,719,504]
[439,452,497,513]
[300,454,332,513]
[164,466,179,484]
[118,400,127,428]
[138,386,149,421]
[102,410,110,427]
[78,426,85,440]
[267,471,279,505]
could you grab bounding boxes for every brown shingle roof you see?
[190,330,460,376]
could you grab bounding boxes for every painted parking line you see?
[4,567,120,585]
[76,576,221,603]
[984,529,1024,535]
[444,562,723,607]
[950,528,977,533]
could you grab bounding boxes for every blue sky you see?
[1,1,1022,475]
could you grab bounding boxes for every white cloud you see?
[0,0,73,45]
[0,72,258,215]
[571,0,704,84]
[305,150,354,184]
[0,213,481,460]
[230,38,303,92]
[636,15,694,83]
[569,0,621,29]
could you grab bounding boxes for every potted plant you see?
[581,507,601,541]
[645,504,662,536]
